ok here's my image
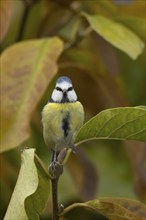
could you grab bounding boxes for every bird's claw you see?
[49,161,63,178]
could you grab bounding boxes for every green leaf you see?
[0,37,64,153]
[115,16,146,41]
[62,197,146,220]
[4,149,51,220]
[82,13,145,60]
[75,107,146,145]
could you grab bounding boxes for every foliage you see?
[4,149,51,220]
[62,197,146,220]
[0,0,145,220]
[1,37,63,152]
[76,107,146,144]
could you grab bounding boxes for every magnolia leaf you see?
[75,107,146,145]
[115,16,146,40]
[82,13,145,60]
[4,149,50,220]
[25,154,51,219]
[62,197,146,220]
[0,37,64,152]
[0,0,13,42]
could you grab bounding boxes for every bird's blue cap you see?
[56,76,72,84]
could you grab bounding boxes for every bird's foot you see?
[49,160,63,178]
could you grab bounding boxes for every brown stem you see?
[49,149,68,220]
[51,177,59,220]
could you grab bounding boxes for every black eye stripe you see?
[67,87,73,91]
[56,87,62,92]
[55,86,73,92]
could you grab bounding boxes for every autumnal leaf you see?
[4,149,51,220]
[25,153,51,219]
[75,107,146,145]
[82,13,145,60]
[0,37,64,153]
[62,197,146,220]
[115,16,146,40]
[0,0,13,42]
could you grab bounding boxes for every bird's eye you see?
[56,87,62,92]
[67,87,73,91]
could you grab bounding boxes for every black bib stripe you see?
[62,112,70,137]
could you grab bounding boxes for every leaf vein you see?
[107,114,145,138]
[96,112,119,136]
[125,128,146,139]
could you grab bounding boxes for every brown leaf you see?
[0,37,64,152]
[62,197,146,220]
[95,198,146,220]
[82,13,144,60]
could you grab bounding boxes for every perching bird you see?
[42,76,84,164]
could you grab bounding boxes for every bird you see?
[42,76,84,166]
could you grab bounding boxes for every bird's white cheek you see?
[51,90,63,102]
[68,90,77,102]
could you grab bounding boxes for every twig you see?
[49,149,69,220]
[51,177,59,220]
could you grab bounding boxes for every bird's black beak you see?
[62,90,69,102]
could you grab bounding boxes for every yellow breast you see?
[42,101,84,151]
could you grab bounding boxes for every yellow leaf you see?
[82,13,145,60]
[0,37,64,152]
[4,149,51,220]
[4,149,38,220]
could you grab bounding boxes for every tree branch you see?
[49,149,71,220]
[51,177,59,220]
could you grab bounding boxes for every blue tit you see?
[42,76,84,163]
